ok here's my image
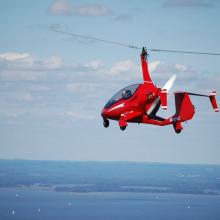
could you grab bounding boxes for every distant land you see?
[0,160,220,195]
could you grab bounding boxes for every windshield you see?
[104,84,140,109]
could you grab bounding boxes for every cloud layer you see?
[0,51,217,86]
[0,51,219,124]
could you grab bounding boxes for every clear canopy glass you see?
[104,84,140,109]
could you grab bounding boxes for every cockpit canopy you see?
[104,84,140,109]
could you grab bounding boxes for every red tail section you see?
[174,92,195,122]
[187,91,218,112]
[209,91,219,112]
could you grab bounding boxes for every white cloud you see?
[175,64,188,72]
[149,61,160,72]
[109,60,137,76]
[0,52,30,61]
[0,51,218,93]
[149,60,197,81]
[0,51,219,125]
[49,0,72,15]
[76,4,111,16]
[49,0,112,16]
[0,70,47,81]
[0,52,63,71]
[66,83,95,93]
[84,60,104,70]
[44,56,63,69]
[0,52,64,81]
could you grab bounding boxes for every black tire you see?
[120,126,126,131]
[103,119,109,128]
[175,129,182,134]
[173,123,182,134]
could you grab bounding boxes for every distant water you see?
[0,188,220,220]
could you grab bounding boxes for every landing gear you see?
[103,118,109,128]
[119,118,127,131]
[120,126,127,131]
[174,129,182,134]
[173,122,182,134]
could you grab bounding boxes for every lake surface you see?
[0,188,220,220]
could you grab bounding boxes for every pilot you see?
[122,89,132,99]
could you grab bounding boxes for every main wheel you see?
[103,119,109,128]
[120,126,126,131]
[173,123,182,134]
[175,129,182,134]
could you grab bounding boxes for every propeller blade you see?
[162,74,176,92]
[146,75,176,115]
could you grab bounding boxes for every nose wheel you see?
[103,118,109,128]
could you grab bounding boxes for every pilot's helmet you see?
[122,89,132,98]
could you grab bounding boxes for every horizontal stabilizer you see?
[186,91,218,112]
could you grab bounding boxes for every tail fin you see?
[171,91,218,133]
[174,92,195,122]
[209,91,219,112]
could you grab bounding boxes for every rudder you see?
[174,92,195,122]
[209,91,219,112]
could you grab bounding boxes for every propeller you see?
[146,75,176,115]
[162,75,176,91]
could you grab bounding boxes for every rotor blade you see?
[162,75,176,92]
[50,27,220,56]
[50,26,141,50]
[149,48,220,56]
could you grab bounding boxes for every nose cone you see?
[101,105,122,120]
[101,108,107,118]
[101,107,114,119]
[101,106,117,119]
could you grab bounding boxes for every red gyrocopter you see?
[101,47,218,133]
[50,27,219,133]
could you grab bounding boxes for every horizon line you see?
[0,158,220,166]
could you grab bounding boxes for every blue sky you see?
[0,0,220,164]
